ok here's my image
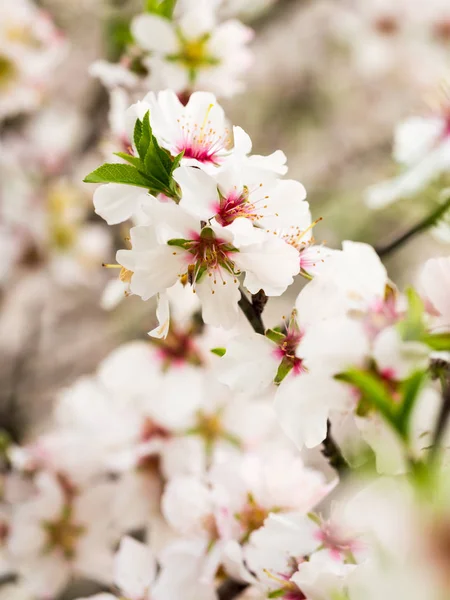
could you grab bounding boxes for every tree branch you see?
[376,194,450,258]
[238,288,266,335]
[321,420,348,475]
[217,579,248,600]
[430,360,450,461]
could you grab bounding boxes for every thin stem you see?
[376,194,450,258]
[429,363,450,462]
[238,288,266,335]
[321,420,348,475]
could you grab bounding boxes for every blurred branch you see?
[376,194,450,258]
[321,420,348,475]
[218,579,248,600]
[429,360,450,462]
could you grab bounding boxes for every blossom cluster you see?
[3,1,450,600]
[91,0,254,102]
[334,0,450,82]
[0,0,64,121]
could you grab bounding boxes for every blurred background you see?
[1,0,450,441]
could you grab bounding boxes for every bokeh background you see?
[1,0,449,442]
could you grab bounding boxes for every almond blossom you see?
[131,5,253,98]
[75,536,156,600]
[366,88,450,210]
[7,473,118,598]
[0,0,64,120]
[116,200,299,329]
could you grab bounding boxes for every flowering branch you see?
[376,193,450,258]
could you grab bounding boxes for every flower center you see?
[215,185,268,227]
[275,329,304,376]
[236,493,271,542]
[174,108,230,165]
[151,326,203,368]
[0,55,16,91]
[170,227,238,287]
[43,509,85,559]
[373,15,400,36]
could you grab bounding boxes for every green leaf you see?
[145,0,177,18]
[268,590,286,599]
[421,332,450,351]
[397,370,428,438]
[170,150,185,174]
[265,328,286,344]
[133,118,143,150]
[84,163,152,188]
[144,137,172,184]
[167,238,191,249]
[336,369,397,426]
[274,357,293,384]
[397,287,427,342]
[114,152,143,169]
[138,111,153,160]
[211,347,226,357]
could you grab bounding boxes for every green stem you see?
[376,194,450,258]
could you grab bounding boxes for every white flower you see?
[174,162,308,236]
[419,255,450,329]
[117,200,299,329]
[131,8,253,97]
[75,536,156,600]
[8,473,118,598]
[0,0,64,120]
[366,110,450,209]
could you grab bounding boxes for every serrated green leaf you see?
[114,152,143,169]
[266,328,286,344]
[211,347,226,357]
[133,118,143,150]
[138,111,153,160]
[170,150,185,174]
[336,369,397,427]
[421,332,450,351]
[144,138,172,185]
[84,163,152,188]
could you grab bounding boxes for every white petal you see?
[114,537,156,598]
[419,256,450,320]
[372,327,430,380]
[149,292,170,339]
[218,332,278,394]
[94,184,152,225]
[196,269,240,329]
[299,316,370,374]
[162,476,212,535]
[131,14,179,54]
[237,237,300,296]
[175,166,218,220]
[275,374,351,449]
[118,246,183,301]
